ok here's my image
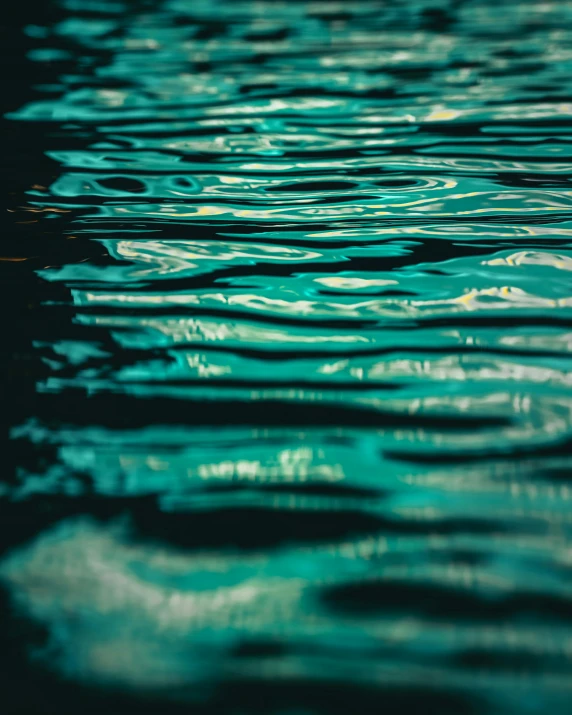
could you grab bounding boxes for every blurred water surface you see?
[2,1,572,713]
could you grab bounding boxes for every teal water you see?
[2,1,572,713]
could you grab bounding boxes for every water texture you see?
[2,1,572,713]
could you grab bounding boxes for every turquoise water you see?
[2,1,572,713]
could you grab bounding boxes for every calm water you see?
[2,1,572,713]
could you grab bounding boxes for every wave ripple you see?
[2,1,572,713]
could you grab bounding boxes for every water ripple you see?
[2,1,572,714]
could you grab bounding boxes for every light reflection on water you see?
[2,0,572,713]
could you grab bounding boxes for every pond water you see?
[2,1,572,713]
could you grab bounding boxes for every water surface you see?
[2,1,572,713]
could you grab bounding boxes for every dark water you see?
[2,1,572,713]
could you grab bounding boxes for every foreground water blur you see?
[2,1,572,713]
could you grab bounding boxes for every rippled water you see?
[2,1,572,713]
